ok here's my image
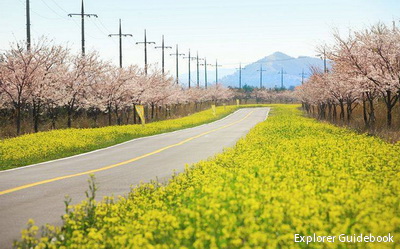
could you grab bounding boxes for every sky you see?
[1,0,399,80]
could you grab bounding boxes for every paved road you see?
[0,107,269,248]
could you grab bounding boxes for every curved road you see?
[0,107,269,248]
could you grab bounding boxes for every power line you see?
[97,19,112,34]
[49,0,69,14]
[89,18,117,41]
[40,0,69,20]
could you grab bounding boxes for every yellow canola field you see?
[0,106,239,170]
[16,105,400,248]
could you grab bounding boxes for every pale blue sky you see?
[0,0,399,76]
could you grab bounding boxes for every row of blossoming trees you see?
[0,40,234,135]
[296,23,400,129]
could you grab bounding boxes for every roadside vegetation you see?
[0,105,240,170]
[15,105,400,248]
[296,22,400,143]
[306,102,400,143]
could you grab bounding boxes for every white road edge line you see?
[1,108,268,174]
[264,108,270,120]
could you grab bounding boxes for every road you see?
[0,107,269,248]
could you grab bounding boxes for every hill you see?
[219,52,326,89]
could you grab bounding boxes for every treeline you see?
[234,85,297,104]
[296,22,400,130]
[0,39,234,136]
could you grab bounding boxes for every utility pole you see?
[108,19,133,68]
[257,64,267,88]
[183,49,196,88]
[278,68,287,89]
[68,0,98,56]
[200,58,212,89]
[170,45,185,84]
[136,29,156,75]
[26,0,31,51]
[196,52,204,88]
[235,63,245,89]
[323,48,327,73]
[299,69,307,85]
[214,59,222,84]
[316,46,327,73]
[154,35,172,75]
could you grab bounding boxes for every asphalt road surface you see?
[0,107,270,248]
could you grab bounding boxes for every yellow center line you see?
[0,110,255,196]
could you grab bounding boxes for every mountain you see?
[179,68,236,87]
[219,52,327,89]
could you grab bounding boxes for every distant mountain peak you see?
[270,51,291,57]
[258,52,293,63]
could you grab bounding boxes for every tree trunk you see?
[339,100,345,121]
[346,102,352,124]
[327,103,332,120]
[32,99,43,133]
[107,104,112,126]
[15,103,22,135]
[366,92,375,129]
[151,103,155,120]
[52,117,56,129]
[145,105,149,121]
[362,94,369,128]
[383,90,398,128]
[133,104,137,124]
[387,105,392,128]
[125,108,130,124]
[93,111,98,127]
[157,105,161,120]
[115,105,121,125]
[67,108,72,128]
[48,106,57,130]
[318,103,326,120]
[332,104,337,121]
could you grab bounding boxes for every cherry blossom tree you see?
[30,44,70,132]
[331,23,400,127]
[60,51,107,128]
[298,22,400,128]
[0,39,67,134]
[204,83,234,104]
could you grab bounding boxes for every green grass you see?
[0,105,267,171]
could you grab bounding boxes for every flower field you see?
[0,106,241,170]
[15,105,400,248]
